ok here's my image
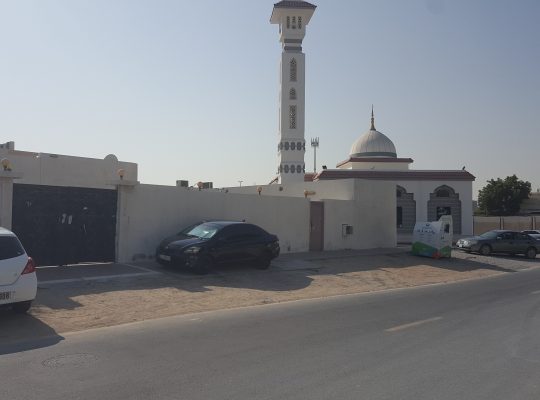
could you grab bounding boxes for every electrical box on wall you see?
[342,224,353,237]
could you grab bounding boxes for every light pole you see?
[311,137,319,173]
[238,180,243,187]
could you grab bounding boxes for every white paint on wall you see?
[116,178,397,262]
[116,184,311,262]
[0,176,15,229]
[0,143,137,189]
[226,179,357,201]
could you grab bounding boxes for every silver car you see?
[456,230,538,259]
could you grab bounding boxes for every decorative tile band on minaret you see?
[270,1,316,184]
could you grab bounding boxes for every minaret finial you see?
[370,105,376,131]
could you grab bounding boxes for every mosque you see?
[268,0,475,236]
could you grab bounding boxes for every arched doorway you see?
[427,185,462,234]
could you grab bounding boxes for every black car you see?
[456,230,538,259]
[155,221,280,273]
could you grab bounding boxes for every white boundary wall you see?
[115,179,397,262]
[1,143,137,189]
[116,184,311,262]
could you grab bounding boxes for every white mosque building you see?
[265,0,475,236]
[314,109,475,235]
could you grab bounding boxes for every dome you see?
[349,110,397,158]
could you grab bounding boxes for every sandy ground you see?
[1,248,538,345]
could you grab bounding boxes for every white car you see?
[0,227,37,313]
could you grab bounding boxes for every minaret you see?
[270,1,317,184]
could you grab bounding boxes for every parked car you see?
[0,227,37,313]
[522,230,540,240]
[456,230,538,259]
[156,221,280,273]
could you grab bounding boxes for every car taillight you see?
[21,257,37,275]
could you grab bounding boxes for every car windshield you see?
[184,223,220,240]
[177,222,204,236]
[479,231,499,239]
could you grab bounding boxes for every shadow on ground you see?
[0,308,64,355]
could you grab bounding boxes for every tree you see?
[478,175,531,216]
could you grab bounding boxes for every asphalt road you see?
[2,268,540,400]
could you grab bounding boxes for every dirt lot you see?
[1,247,538,346]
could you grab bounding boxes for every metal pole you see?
[311,137,319,173]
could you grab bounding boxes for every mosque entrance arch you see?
[427,185,462,234]
[396,186,416,233]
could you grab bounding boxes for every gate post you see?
[110,178,139,263]
[0,170,22,229]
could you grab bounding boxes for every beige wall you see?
[115,178,397,262]
[0,175,15,229]
[1,145,137,189]
[473,216,538,235]
[116,184,311,262]
[226,179,357,201]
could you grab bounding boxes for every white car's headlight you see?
[184,246,201,254]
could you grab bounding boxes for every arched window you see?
[436,188,451,197]
[433,185,455,198]
[436,190,450,197]
[290,59,297,82]
[289,88,297,100]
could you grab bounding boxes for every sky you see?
[1,0,539,197]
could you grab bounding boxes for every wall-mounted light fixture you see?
[257,186,263,195]
[1,158,11,171]
[117,168,125,180]
[304,190,316,198]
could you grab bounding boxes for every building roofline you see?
[273,1,317,10]
[315,170,476,182]
[336,157,414,168]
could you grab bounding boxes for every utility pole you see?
[311,137,319,173]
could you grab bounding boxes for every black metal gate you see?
[12,184,118,266]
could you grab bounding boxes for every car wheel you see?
[193,255,212,275]
[255,253,272,270]
[479,245,492,256]
[12,301,32,314]
[525,247,537,259]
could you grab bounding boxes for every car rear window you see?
[0,236,25,260]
